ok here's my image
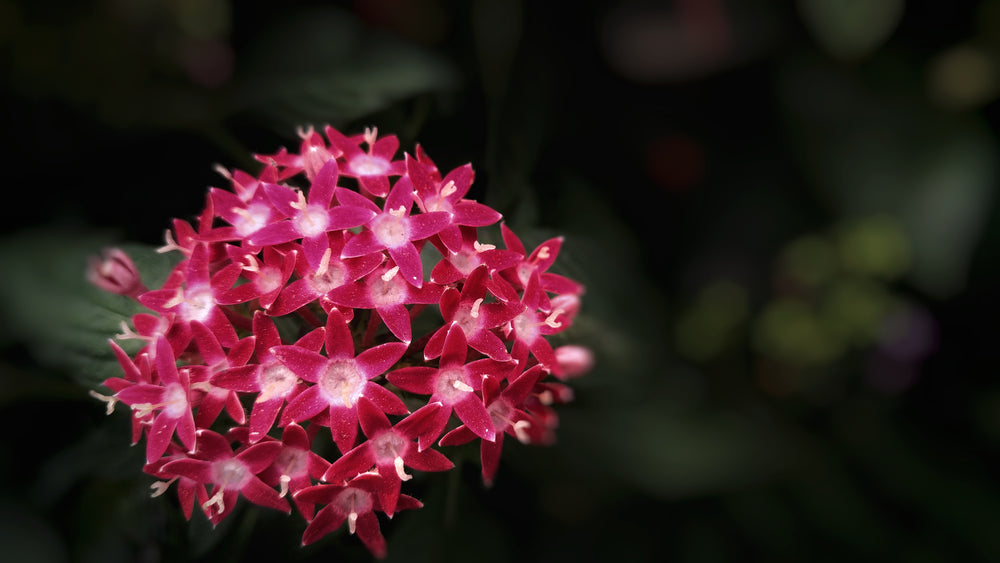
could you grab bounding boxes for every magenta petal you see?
[163,458,213,483]
[452,200,502,227]
[386,366,437,394]
[263,183,299,216]
[404,445,454,473]
[249,397,284,442]
[437,225,464,254]
[268,279,318,316]
[237,441,284,473]
[309,159,339,207]
[480,437,503,486]
[377,304,411,343]
[361,382,409,416]
[355,512,388,558]
[146,414,179,462]
[248,221,300,247]
[356,397,392,436]
[328,406,360,454]
[334,186,381,213]
[281,386,328,425]
[355,342,407,379]
[387,242,424,288]
[272,346,327,382]
[416,406,451,452]
[324,308,356,359]
[327,205,376,230]
[439,323,468,367]
[407,211,451,240]
[243,476,291,513]
[176,408,197,452]
[341,230,384,258]
[468,329,511,361]
[302,505,348,546]
[454,394,496,442]
[359,175,390,198]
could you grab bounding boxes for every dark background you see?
[3,0,1000,561]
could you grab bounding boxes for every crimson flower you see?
[321,397,452,517]
[295,472,423,557]
[439,364,547,486]
[423,265,524,361]
[388,323,507,450]
[271,309,409,453]
[324,126,405,197]
[162,429,290,525]
[211,311,326,443]
[114,335,197,463]
[337,176,451,288]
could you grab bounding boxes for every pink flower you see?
[338,176,451,288]
[162,429,290,525]
[295,472,423,557]
[388,323,509,450]
[271,309,409,453]
[211,311,326,443]
[114,335,197,463]
[325,126,405,198]
[439,364,547,486]
[321,398,453,517]
[247,160,376,248]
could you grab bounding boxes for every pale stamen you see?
[388,206,407,218]
[241,253,260,273]
[363,126,378,149]
[394,456,412,481]
[348,510,358,534]
[89,390,118,415]
[470,298,484,318]
[213,163,233,182]
[536,246,551,261]
[513,420,532,444]
[202,489,226,514]
[452,380,475,393]
[150,477,178,498]
[543,308,565,329]
[157,230,184,254]
[316,247,332,277]
[278,474,291,498]
[190,381,213,393]
[439,180,457,198]
[289,189,308,212]
[473,241,496,252]
[115,320,143,341]
[162,287,185,309]
[381,265,400,282]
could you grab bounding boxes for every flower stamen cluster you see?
[91,124,592,558]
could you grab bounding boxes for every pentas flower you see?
[325,126,405,197]
[247,160,375,249]
[162,429,290,525]
[439,364,547,487]
[337,176,451,288]
[296,472,423,557]
[113,335,197,463]
[92,124,591,559]
[388,323,504,451]
[321,398,452,517]
[271,309,409,453]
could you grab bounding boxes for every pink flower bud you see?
[554,345,594,380]
[87,247,147,299]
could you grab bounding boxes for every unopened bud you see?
[87,248,147,299]
[554,345,594,380]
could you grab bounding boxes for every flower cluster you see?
[89,125,592,558]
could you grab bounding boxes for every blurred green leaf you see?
[798,0,904,61]
[779,56,998,298]
[0,228,180,388]
[229,6,459,132]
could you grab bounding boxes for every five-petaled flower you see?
[91,123,591,559]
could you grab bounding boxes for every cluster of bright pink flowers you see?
[89,125,592,558]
